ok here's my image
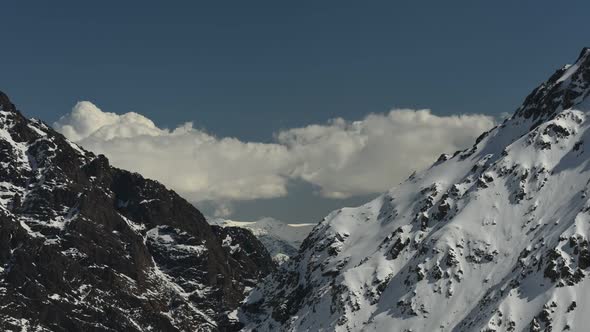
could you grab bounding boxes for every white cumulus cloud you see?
[54,101,495,202]
[278,110,495,198]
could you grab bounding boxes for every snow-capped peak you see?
[240,48,590,332]
[516,47,590,121]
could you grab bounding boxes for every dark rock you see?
[517,48,590,121]
[387,237,410,260]
[0,91,273,331]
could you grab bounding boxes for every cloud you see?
[55,101,293,201]
[212,202,234,218]
[54,102,164,141]
[278,110,495,198]
[54,102,495,202]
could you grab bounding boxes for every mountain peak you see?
[516,47,590,121]
[0,91,16,113]
[241,48,590,332]
[577,46,590,60]
[0,94,275,331]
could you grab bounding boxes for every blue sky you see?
[2,1,588,222]
[2,1,587,140]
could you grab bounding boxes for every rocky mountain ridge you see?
[0,93,273,332]
[240,48,590,332]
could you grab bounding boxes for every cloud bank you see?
[54,101,495,203]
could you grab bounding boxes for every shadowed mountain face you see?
[209,218,316,265]
[0,92,274,332]
[240,49,590,331]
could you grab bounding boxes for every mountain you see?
[240,48,590,332]
[0,92,273,332]
[209,218,315,264]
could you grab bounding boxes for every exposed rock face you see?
[211,225,275,282]
[0,92,273,331]
[240,49,590,331]
[517,48,590,122]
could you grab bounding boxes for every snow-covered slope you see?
[209,218,315,263]
[240,48,590,332]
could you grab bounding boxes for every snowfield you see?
[239,48,590,332]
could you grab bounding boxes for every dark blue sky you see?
[2,1,588,142]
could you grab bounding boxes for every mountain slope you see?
[209,218,315,263]
[240,48,590,332]
[0,93,273,332]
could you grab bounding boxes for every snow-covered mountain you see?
[209,218,315,263]
[240,48,590,332]
[0,92,274,332]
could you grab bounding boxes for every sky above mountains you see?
[53,101,494,220]
[2,1,590,222]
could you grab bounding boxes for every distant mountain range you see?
[208,218,315,264]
